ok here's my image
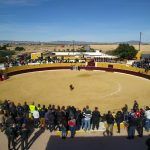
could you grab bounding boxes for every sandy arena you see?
[0,70,149,112]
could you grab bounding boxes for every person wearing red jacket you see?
[68,117,76,138]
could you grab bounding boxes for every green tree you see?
[15,47,25,51]
[0,50,15,63]
[90,48,95,52]
[0,45,7,50]
[75,58,79,63]
[79,47,86,52]
[0,55,7,63]
[0,50,15,57]
[111,44,138,59]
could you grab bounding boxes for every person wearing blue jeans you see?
[145,106,150,132]
[69,126,76,138]
[127,110,136,139]
[68,117,76,138]
[84,119,91,131]
[145,119,150,132]
[128,126,136,139]
[83,106,92,131]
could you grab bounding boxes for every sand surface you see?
[0,70,149,112]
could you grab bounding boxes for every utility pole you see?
[139,32,142,51]
[73,40,75,51]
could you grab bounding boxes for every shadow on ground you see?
[27,128,45,149]
[46,135,149,150]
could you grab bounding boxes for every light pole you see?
[72,40,75,51]
[139,32,142,51]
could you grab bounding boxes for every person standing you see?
[68,116,76,138]
[32,107,40,128]
[5,123,17,150]
[39,105,47,128]
[20,123,29,150]
[103,111,114,136]
[75,108,82,130]
[48,110,55,132]
[83,106,92,131]
[60,122,67,139]
[0,110,5,132]
[92,107,101,130]
[127,109,137,139]
[29,102,35,114]
[133,100,139,112]
[115,110,123,133]
[145,106,150,132]
[23,102,29,116]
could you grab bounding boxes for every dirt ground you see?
[9,44,150,53]
[0,70,149,113]
[0,127,149,150]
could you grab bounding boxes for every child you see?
[60,123,67,139]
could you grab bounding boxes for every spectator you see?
[68,116,76,138]
[103,111,114,136]
[9,102,17,121]
[23,102,29,115]
[133,100,139,112]
[48,110,55,132]
[20,123,30,150]
[83,105,92,131]
[39,105,47,128]
[75,108,82,130]
[60,123,67,139]
[81,108,86,129]
[29,102,35,113]
[5,123,18,150]
[115,110,123,133]
[37,104,41,111]
[92,107,101,130]
[135,109,144,137]
[127,109,137,139]
[17,103,24,117]
[0,109,5,132]
[146,138,150,150]
[32,107,39,128]
[145,106,150,132]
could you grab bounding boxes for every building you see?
[52,50,117,59]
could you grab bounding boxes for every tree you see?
[0,50,15,63]
[0,45,7,50]
[0,55,7,63]
[0,50,15,57]
[111,44,138,60]
[15,47,25,51]
[75,58,79,63]
[90,48,95,52]
[78,47,86,52]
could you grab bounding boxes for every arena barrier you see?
[0,62,150,80]
[2,63,86,76]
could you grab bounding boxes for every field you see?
[0,70,149,113]
[90,44,150,52]
[9,44,150,53]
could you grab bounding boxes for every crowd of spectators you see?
[0,100,150,149]
[3,55,85,68]
[3,56,149,74]
[132,58,150,71]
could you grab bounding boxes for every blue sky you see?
[0,0,150,42]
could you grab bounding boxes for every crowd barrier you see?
[0,62,149,80]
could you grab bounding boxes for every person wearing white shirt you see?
[32,107,39,128]
[145,106,150,132]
